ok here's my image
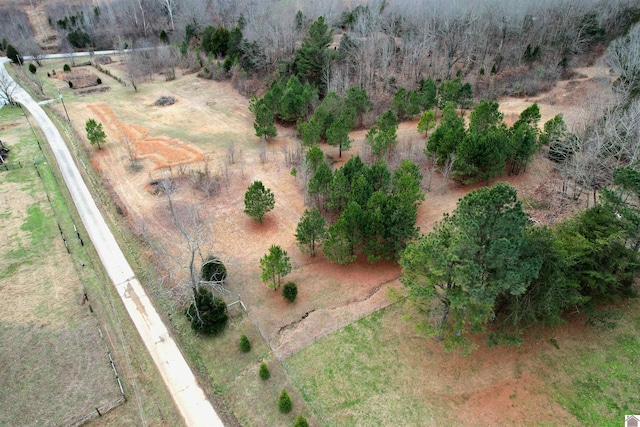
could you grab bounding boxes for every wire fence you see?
[63,395,126,427]
[0,161,23,171]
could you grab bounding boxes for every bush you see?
[294,415,309,427]
[155,96,176,106]
[278,390,292,413]
[28,63,36,74]
[6,44,21,64]
[239,334,251,352]
[282,282,298,302]
[201,256,227,283]
[185,287,229,335]
[63,64,71,72]
[259,362,270,380]
[96,78,102,84]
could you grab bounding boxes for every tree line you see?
[401,177,640,348]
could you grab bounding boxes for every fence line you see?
[63,395,126,427]
[0,161,23,171]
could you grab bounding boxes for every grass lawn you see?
[286,306,441,426]
[172,308,319,426]
[287,301,640,426]
[544,306,640,425]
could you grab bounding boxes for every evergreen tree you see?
[366,110,398,158]
[344,86,371,128]
[326,112,352,157]
[294,16,333,94]
[425,102,465,164]
[249,97,277,140]
[401,183,540,342]
[308,161,333,208]
[295,206,327,256]
[185,287,229,335]
[244,181,275,222]
[6,44,21,65]
[260,245,292,290]
[86,118,106,149]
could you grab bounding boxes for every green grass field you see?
[286,302,640,426]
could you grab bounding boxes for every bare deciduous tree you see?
[0,73,19,107]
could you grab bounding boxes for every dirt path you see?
[1,58,223,427]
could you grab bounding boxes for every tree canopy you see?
[401,183,541,342]
[295,206,327,256]
[85,118,106,149]
[244,181,275,222]
[260,245,292,290]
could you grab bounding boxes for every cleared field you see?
[0,105,121,426]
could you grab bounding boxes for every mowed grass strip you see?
[0,106,121,426]
[286,306,438,426]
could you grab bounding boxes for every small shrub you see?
[201,256,227,283]
[294,415,309,427]
[154,95,176,106]
[239,334,251,352]
[259,362,270,380]
[68,81,73,88]
[63,64,71,72]
[290,167,297,177]
[28,63,36,74]
[96,77,102,84]
[278,390,292,413]
[52,69,56,76]
[282,282,298,302]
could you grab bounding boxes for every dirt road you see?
[0,58,223,427]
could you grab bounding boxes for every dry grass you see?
[0,106,121,426]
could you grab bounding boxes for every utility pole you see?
[58,89,70,123]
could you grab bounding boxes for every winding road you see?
[0,58,223,427]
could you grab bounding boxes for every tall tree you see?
[249,97,277,140]
[417,110,436,135]
[304,144,324,173]
[401,183,541,342]
[308,161,333,208]
[344,86,371,128]
[508,103,541,175]
[260,245,292,290]
[366,110,398,158]
[294,16,333,94]
[85,118,106,149]
[454,100,509,183]
[326,112,352,157]
[295,206,327,256]
[425,102,465,164]
[601,167,640,252]
[323,201,363,264]
[244,181,275,222]
[185,287,229,335]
